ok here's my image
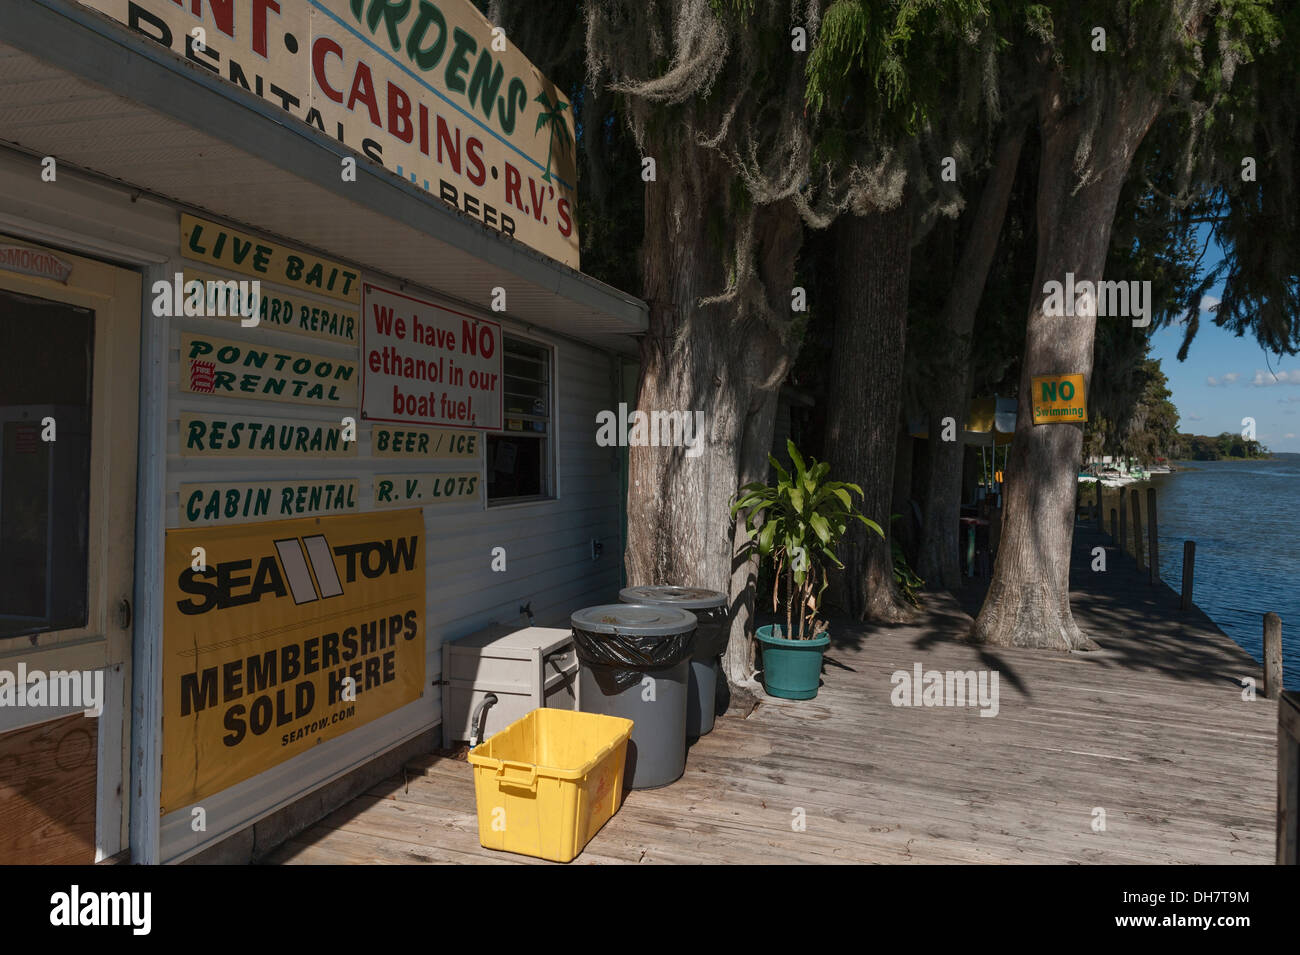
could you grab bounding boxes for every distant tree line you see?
[1175,432,1270,460]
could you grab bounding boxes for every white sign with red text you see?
[77,0,580,267]
[361,283,502,431]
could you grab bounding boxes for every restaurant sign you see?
[161,510,425,810]
[82,2,579,268]
[180,412,358,458]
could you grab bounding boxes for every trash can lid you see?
[571,604,698,636]
[619,586,727,610]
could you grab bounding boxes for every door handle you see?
[116,598,132,630]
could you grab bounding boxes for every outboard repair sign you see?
[161,509,425,811]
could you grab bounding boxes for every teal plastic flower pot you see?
[755,625,829,700]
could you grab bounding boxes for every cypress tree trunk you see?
[916,123,1026,592]
[624,141,801,691]
[972,77,1163,650]
[825,206,915,622]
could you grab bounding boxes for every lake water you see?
[1142,454,1300,690]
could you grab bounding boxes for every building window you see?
[487,336,552,503]
[0,289,94,639]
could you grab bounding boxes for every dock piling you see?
[1265,613,1284,700]
[1119,491,1127,556]
[1181,541,1195,610]
[1146,487,1159,586]
[1130,488,1145,572]
[1279,691,1299,865]
[1110,508,1118,542]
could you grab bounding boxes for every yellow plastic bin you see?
[467,708,634,862]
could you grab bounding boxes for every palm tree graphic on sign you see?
[534,91,572,184]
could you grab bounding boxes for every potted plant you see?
[730,440,883,699]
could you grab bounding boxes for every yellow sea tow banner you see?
[81,2,579,268]
[162,509,426,811]
[1031,373,1088,424]
[179,331,358,409]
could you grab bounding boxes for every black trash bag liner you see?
[571,625,696,692]
[690,610,730,661]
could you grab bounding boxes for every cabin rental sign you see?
[78,0,580,268]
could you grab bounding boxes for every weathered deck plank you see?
[265,523,1277,865]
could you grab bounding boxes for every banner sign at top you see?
[80,0,580,269]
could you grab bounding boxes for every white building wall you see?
[0,149,625,863]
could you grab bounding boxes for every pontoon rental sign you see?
[80,0,579,268]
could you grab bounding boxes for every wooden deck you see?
[266,524,1279,865]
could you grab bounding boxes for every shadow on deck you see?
[266,523,1277,865]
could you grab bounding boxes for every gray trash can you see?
[620,586,728,738]
[571,604,697,790]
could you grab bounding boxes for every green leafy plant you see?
[731,440,884,640]
[892,540,925,608]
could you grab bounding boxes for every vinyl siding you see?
[157,267,622,861]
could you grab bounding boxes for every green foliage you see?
[731,440,884,639]
[1175,432,1269,460]
[806,0,987,119]
[891,534,925,608]
[1084,357,1181,464]
[475,1,644,294]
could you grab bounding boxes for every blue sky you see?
[1146,229,1300,454]
[1151,316,1300,454]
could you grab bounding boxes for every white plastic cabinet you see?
[441,625,580,748]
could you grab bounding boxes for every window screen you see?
[487,337,551,502]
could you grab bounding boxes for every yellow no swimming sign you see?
[1031,373,1087,424]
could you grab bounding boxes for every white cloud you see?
[1185,412,1204,421]
[1252,369,1300,386]
[1206,376,1219,387]
[1287,433,1297,440]
[1200,295,1221,313]
[1222,372,1240,384]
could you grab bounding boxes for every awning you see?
[909,397,1017,446]
[0,0,648,353]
